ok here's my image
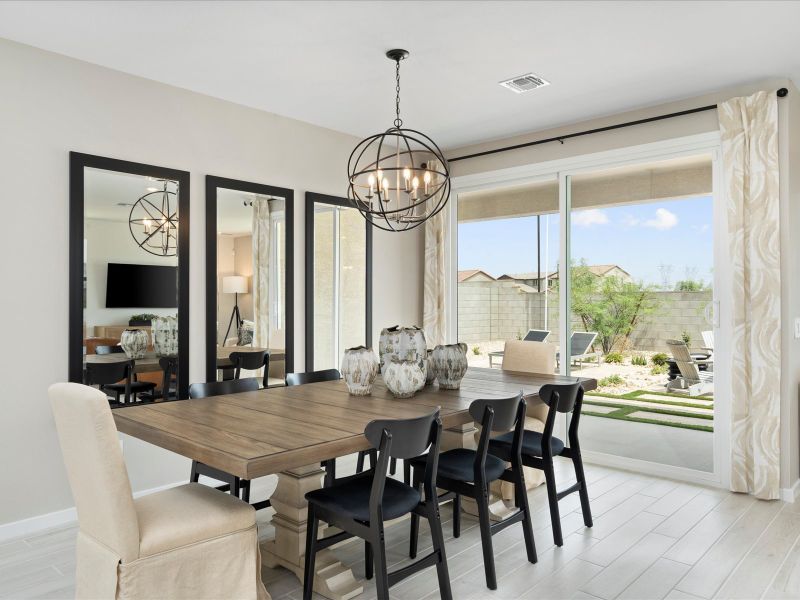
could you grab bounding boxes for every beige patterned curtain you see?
[252,198,271,349]
[423,159,448,346]
[719,90,781,499]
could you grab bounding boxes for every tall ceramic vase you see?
[378,326,427,380]
[340,346,379,396]
[120,328,148,359]
[152,316,179,357]
[431,343,469,389]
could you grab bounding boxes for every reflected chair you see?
[84,360,141,405]
[286,369,345,487]
[49,383,267,599]
[303,410,451,600]
[230,350,270,388]
[188,377,270,509]
[489,381,592,547]
[159,356,178,401]
[408,393,536,590]
[93,346,158,402]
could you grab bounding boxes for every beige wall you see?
[448,77,800,492]
[0,38,423,529]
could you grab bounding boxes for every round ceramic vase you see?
[120,328,148,359]
[340,346,379,396]
[425,349,437,385]
[383,358,425,399]
[152,316,179,357]
[432,343,469,390]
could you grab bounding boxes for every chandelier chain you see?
[394,59,402,128]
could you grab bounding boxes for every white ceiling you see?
[1,1,799,148]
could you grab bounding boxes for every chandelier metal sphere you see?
[128,179,179,256]
[347,49,450,232]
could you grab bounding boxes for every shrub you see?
[651,364,668,375]
[604,352,623,364]
[599,374,625,387]
[631,354,647,366]
[471,345,481,355]
[515,330,523,340]
[681,330,692,345]
[651,352,669,366]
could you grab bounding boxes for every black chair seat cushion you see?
[489,430,565,458]
[410,448,507,483]
[103,381,157,393]
[305,473,420,523]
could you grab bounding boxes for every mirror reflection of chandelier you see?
[128,179,178,256]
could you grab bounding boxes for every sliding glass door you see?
[565,153,718,474]
[453,136,728,483]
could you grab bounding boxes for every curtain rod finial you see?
[778,88,789,97]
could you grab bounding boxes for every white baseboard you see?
[780,479,800,503]
[0,480,184,543]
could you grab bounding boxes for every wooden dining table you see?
[85,346,284,373]
[113,367,596,600]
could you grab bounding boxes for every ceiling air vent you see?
[499,73,550,94]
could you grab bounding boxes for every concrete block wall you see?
[457,282,712,353]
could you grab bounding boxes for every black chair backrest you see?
[230,350,269,371]
[95,345,124,355]
[539,381,584,413]
[285,369,341,386]
[364,410,440,460]
[188,377,260,399]
[469,392,524,432]
[85,360,132,386]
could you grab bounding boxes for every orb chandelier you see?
[347,49,450,232]
[128,179,178,256]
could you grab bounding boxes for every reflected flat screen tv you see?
[105,263,178,308]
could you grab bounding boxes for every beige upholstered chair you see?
[497,340,558,497]
[49,383,267,599]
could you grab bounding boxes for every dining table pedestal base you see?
[261,463,363,600]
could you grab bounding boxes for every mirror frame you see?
[304,192,372,370]
[205,176,295,381]
[68,152,191,400]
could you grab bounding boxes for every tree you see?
[565,261,661,353]
[674,279,707,292]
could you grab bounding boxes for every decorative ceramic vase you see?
[432,343,469,390]
[340,346,379,396]
[120,328,148,359]
[425,349,437,385]
[152,316,179,357]
[383,358,426,399]
[378,326,427,378]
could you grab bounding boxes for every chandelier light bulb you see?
[367,174,375,196]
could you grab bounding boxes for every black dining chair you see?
[303,410,452,600]
[85,360,133,404]
[285,369,344,487]
[187,377,270,509]
[230,350,270,388]
[488,381,592,547]
[407,392,536,590]
[93,345,158,402]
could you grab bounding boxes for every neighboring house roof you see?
[458,269,495,282]
[498,272,548,280]
[549,264,631,280]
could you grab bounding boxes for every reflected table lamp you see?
[222,275,248,345]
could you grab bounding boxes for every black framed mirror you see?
[69,152,191,401]
[305,192,372,371]
[205,176,294,384]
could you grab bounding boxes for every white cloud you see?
[621,213,640,227]
[572,209,609,227]
[644,208,678,230]
[692,224,710,233]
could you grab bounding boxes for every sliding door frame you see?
[448,131,729,488]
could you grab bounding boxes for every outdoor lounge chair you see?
[665,339,714,396]
[488,329,550,368]
[556,331,600,369]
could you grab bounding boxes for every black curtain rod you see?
[448,87,789,163]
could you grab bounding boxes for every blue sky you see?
[458,195,713,287]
